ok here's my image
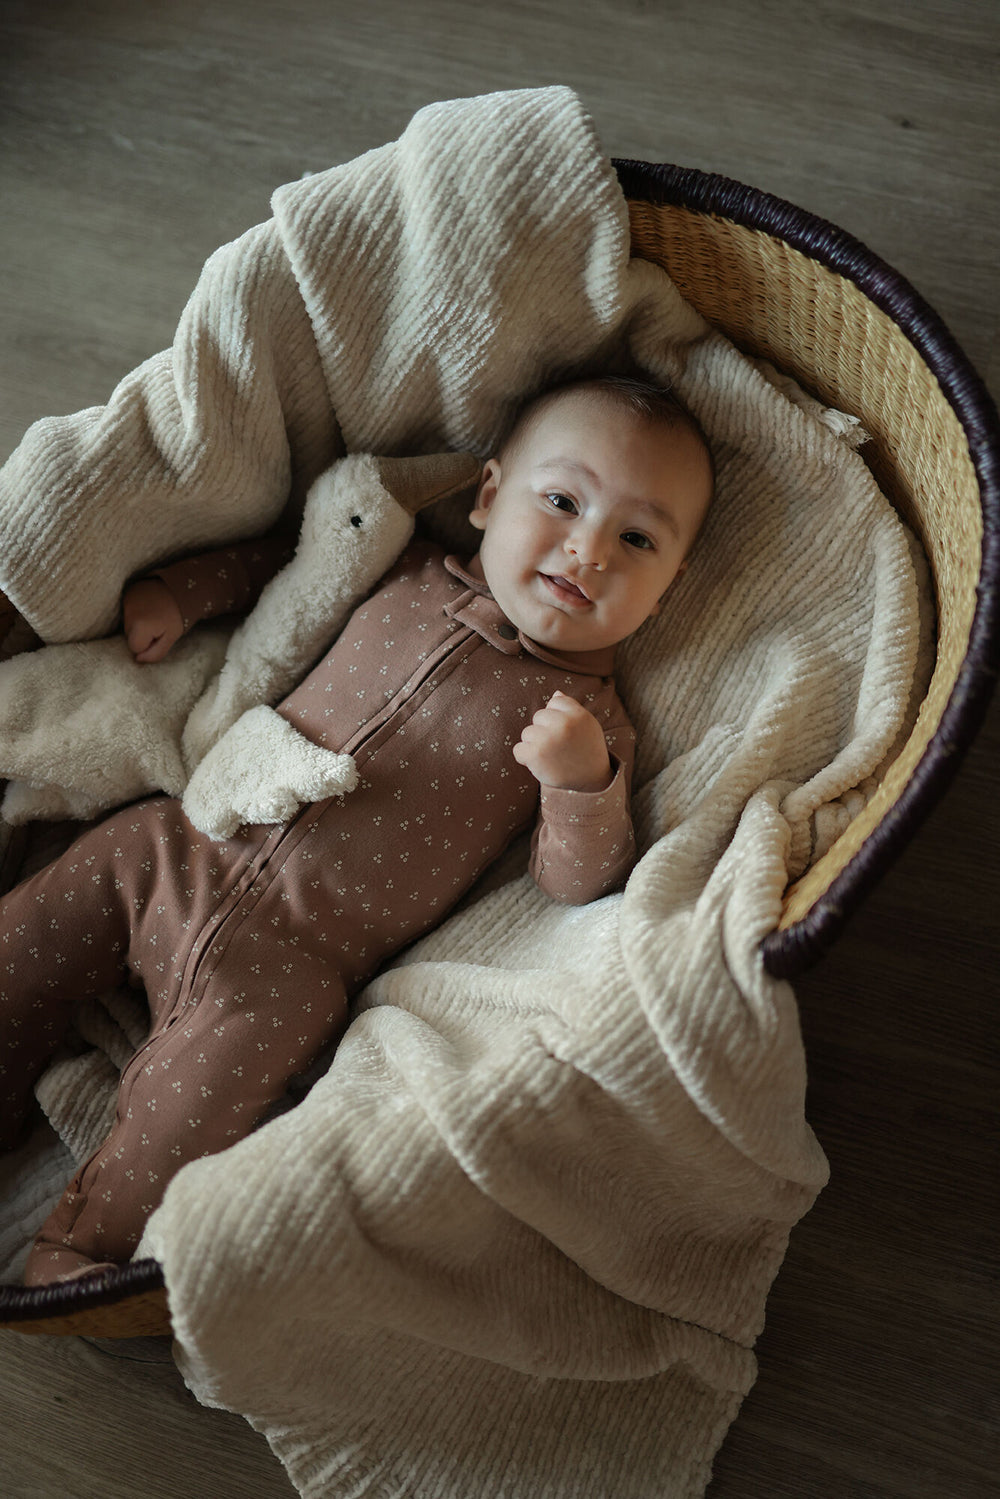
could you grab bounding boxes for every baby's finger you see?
[543,690,589,720]
[134,633,170,664]
[515,715,558,747]
[126,618,165,663]
[125,620,154,656]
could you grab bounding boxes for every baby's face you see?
[470,393,712,654]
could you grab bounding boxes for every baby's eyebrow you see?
[629,496,680,540]
[533,457,599,482]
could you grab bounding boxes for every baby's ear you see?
[469,459,501,531]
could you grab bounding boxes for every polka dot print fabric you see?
[2,542,634,1280]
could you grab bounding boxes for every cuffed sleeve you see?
[148,531,296,634]
[529,736,636,905]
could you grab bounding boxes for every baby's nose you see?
[565,528,609,570]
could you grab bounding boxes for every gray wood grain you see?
[1,1,997,1495]
[3,1330,296,1497]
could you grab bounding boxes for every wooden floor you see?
[1,1,997,1495]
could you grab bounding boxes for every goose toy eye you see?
[350,515,363,528]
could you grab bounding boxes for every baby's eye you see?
[545,492,577,514]
[622,530,654,551]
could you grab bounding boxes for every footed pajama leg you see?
[23,863,349,1283]
[2,800,191,1148]
[0,795,311,1282]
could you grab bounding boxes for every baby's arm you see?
[121,529,297,663]
[517,691,637,905]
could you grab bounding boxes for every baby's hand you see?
[513,691,612,793]
[122,579,184,663]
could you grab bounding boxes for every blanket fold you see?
[0,86,925,1499]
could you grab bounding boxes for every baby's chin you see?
[518,606,621,655]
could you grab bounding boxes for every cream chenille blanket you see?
[0,87,928,1499]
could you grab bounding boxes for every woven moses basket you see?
[2,159,998,1341]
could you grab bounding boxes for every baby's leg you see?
[1,797,250,1148]
[0,807,156,1148]
[24,938,349,1283]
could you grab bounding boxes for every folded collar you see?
[443,554,617,678]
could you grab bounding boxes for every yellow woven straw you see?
[626,198,982,931]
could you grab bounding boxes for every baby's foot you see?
[23,1246,119,1286]
[52,1260,119,1285]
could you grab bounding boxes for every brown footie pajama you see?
[0,799,349,1283]
[1,540,636,1283]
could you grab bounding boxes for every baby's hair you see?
[499,374,714,485]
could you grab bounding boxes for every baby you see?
[0,376,713,1284]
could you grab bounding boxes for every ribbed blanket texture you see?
[0,87,925,1498]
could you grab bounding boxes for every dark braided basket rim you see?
[0,1255,164,1324]
[615,160,1000,978]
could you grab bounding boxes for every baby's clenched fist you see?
[122,578,184,663]
[512,691,612,793]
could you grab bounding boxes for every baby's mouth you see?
[541,573,593,607]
